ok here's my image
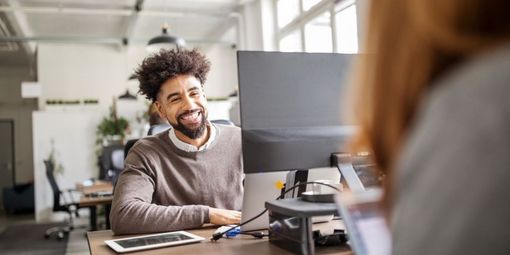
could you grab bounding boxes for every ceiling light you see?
[118,89,137,100]
[146,23,185,53]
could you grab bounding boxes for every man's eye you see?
[170,97,180,103]
[190,91,200,97]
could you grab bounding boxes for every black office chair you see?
[147,123,171,136]
[124,139,139,159]
[210,119,235,126]
[98,144,125,184]
[44,160,90,240]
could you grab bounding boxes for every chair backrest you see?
[124,139,139,159]
[44,160,62,211]
[111,150,124,170]
[98,144,125,181]
[211,119,235,126]
[148,123,171,136]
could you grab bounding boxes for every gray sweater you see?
[110,124,243,235]
[392,45,510,254]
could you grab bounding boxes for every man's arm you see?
[110,150,209,235]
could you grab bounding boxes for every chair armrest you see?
[65,188,81,194]
[61,189,82,204]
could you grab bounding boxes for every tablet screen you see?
[114,233,193,248]
[346,202,391,255]
[335,190,391,255]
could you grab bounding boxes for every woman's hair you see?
[135,48,211,102]
[349,0,510,207]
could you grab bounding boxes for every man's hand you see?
[209,207,242,225]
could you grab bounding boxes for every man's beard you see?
[172,110,207,139]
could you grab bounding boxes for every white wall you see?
[37,43,133,110]
[37,42,239,104]
[204,45,238,98]
[33,111,102,221]
[34,45,145,221]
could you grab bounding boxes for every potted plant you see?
[96,99,129,146]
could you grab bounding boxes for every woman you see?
[350,0,510,254]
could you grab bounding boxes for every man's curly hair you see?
[135,48,211,102]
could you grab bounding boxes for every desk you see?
[77,181,114,231]
[87,225,351,255]
[76,180,113,195]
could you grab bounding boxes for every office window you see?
[279,30,302,52]
[335,4,358,53]
[275,0,357,53]
[304,12,332,53]
[277,0,300,28]
[302,0,322,11]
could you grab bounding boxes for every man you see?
[110,49,243,235]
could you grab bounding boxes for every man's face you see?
[155,75,208,139]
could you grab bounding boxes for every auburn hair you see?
[349,0,510,209]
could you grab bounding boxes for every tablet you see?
[104,231,205,253]
[334,189,391,255]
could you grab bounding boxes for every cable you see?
[210,181,339,241]
[239,231,268,239]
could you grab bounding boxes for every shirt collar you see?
[168,122,217,152]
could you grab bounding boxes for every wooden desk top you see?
[77,181,114,207]
[76,181,113,195]
[87,226,351,255]
[80,195,113,207]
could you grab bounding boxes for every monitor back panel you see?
[238,51,359,173]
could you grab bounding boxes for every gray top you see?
[110,124,243,235]
[392,44,510,254]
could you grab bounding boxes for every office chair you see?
[147,123,171,135]
[210,119,235,126]
[124,139,139,159]
[98,144,125,184]
[44,160,90,240]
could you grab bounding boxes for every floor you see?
[0,210,95,255]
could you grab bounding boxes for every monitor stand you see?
[265,198,340,255]
[267,166,344,254]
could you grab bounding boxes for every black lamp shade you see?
[147,27,186,52]
[118,89,137,100]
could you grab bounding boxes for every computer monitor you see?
[238,51,359,174]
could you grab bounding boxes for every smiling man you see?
[110,49,243,235]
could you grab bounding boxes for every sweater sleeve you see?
[110,147,210,235]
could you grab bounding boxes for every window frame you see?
[274,0,357,53]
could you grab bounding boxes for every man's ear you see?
[154,101,165,117]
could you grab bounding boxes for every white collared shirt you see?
[168,123,216,152]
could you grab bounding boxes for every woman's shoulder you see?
[429,44,510,111]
